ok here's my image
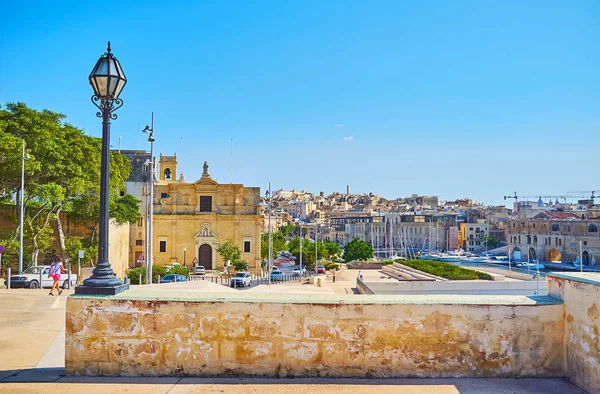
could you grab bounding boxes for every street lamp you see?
[299,223,303,281]
[184,248,187,268]
[142,115,155,284]
[76,41,129,295]
[19,141,29,274]
[266,183,272,285]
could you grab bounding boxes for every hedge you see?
[398,259,492,280]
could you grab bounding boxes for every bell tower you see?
[159,153,177,181]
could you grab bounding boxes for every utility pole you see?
[267,183,272,285]
[143,113,155,284]
[299,223,303,280]
[19,141,26,273]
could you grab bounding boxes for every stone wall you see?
[358,280,547,296]
[547,273,600,393]
[66,293,564,378]
[108,220,130,280]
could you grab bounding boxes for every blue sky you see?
[1,0,598,205]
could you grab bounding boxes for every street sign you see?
[0,245,4,254]
[78,250,85,259]
[137,254,145,264]
[192,257,198,264]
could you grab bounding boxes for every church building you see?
[150,154,262,272]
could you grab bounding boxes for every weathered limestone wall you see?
[66,293,564,378]
[547,273,600,393]
[108,220,130,280]
[360,280,547,296]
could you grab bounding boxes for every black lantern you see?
[89,42,127,100]
[76,41,129,295]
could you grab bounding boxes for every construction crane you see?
[518,195,570,203]
[503,192,518,201]
[567,190,599,200]
[503,193,571,203]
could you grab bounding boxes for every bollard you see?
[139,273,142,285]
[39,270,43,290]
[7,267,11,289]
[67,268,72,290]
[158,275,161,283]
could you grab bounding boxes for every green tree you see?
[482,235,498,249]
[260,231,286,259]
[217,238,248,271]
[343,238,374,262]
[0,102,134,266]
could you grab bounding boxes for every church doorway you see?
[198,244,212,269]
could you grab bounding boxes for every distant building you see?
[458,221,490,253]
[506,215,599,265]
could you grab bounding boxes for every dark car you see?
[316,265,326,274]
[159,274,188,284]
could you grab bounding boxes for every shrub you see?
[400,259,492,281]
[127,265,168,284]
[323,262,340,270]
[168,265,190,277]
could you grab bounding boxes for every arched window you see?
[527,235,531,245]
[164,168,172,180]
[552,224,560,232]
[533,235,538,244]
[589,224,598,233]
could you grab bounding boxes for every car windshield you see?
[22,267,44,274]
[235,273,246,277]
[163,275,175,280]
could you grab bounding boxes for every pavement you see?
[0,284,587,394]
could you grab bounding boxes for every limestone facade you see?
[150,156,262,271]
[506,218,600,265]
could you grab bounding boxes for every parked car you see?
[159,274,188,283]
[230,272,252,287]
[270,271,284,282]
[7,266,77,289]
[292,266,307,276]
[316,265,326,274]
[194,266,206,275]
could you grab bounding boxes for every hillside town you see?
[258,186,600,266]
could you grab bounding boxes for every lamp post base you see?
[75,283,130,295]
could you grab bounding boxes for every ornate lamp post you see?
[76,42,129,295]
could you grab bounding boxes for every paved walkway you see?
[0,287,586,394]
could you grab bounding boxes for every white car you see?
[194,266,206,275]
[230,272,252,287]
[7,265,77,289]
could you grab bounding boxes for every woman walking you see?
[48,256,66,296]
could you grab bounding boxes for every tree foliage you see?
[260,231,286,259]
[0,102,134,266]
[217,238,248,271]
[343,238,374,262]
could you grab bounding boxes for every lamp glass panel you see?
[90,78,100,96]
[108,77,118,97]
[114,78,126,98]
[94,58,109,76]
[113,59,124,78]
[95,76,108,97]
